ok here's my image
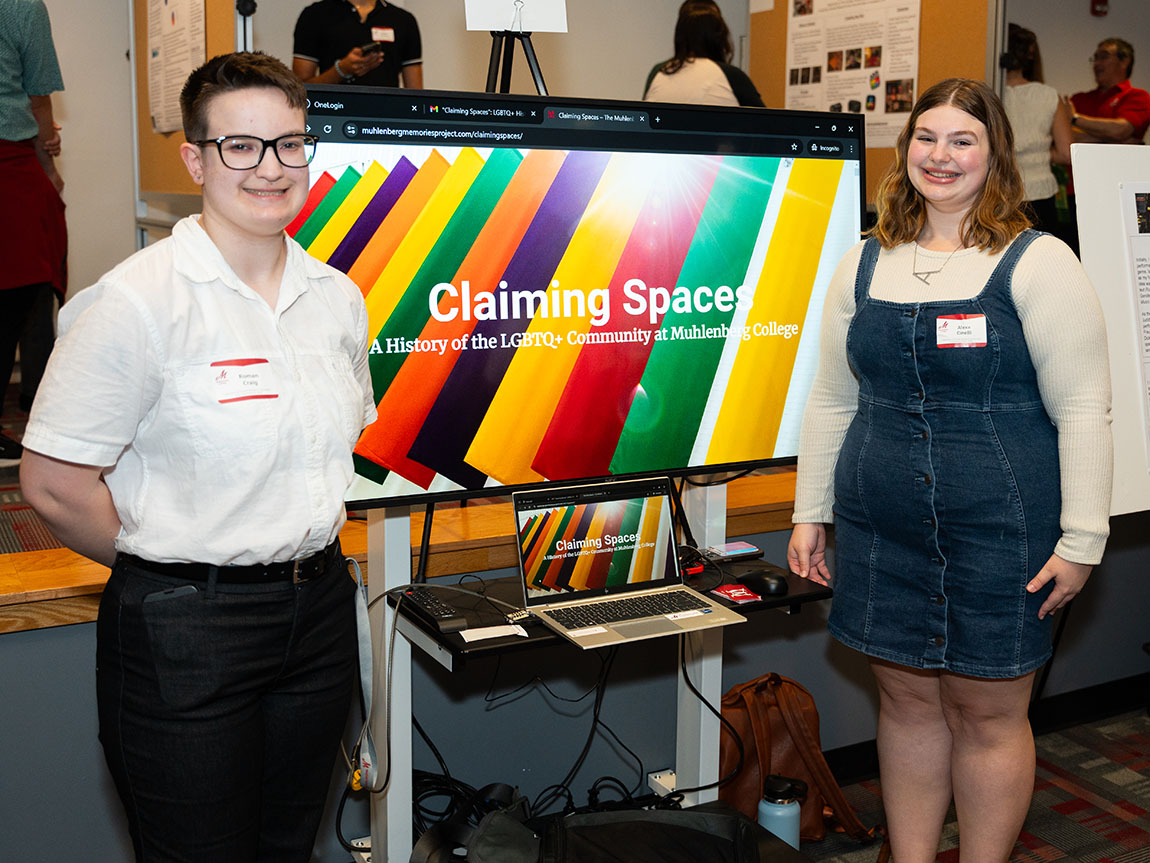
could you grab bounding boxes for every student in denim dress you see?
[788,79,1112,861]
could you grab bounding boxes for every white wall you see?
[42,0,137,297]
[43,0,1150,305]
[255,0,750,100]
[1004,0,1150,97]
[43,1,752,299]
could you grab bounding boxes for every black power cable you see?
[531,646,619,815]
[668,477,699,550]
[334,784,360,853]
[593,718,646,797]
[413,501,435,584]
[685,468,757,487]
[668,635,745,798]
[347,583,748,854]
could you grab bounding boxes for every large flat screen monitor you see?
[300,86,865,508]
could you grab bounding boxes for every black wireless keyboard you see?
[401,586,467,634]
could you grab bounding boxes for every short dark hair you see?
[664,6,733,75]
[1100,38,1135,77]
[180,52,307,142]
[1000,23,1042,83]
[871,78,1030,253]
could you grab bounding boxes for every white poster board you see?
[1072,143,1150,515]
[464,0,568,33]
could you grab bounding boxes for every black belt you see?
[119,540,342,585]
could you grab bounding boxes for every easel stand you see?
[486,30,549,95]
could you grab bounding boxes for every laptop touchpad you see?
[613,619,675,638]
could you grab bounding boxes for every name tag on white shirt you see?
[210,358,279,404]
[936,314,987,349]
[373,27,396,42]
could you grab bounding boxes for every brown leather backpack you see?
[718,672,877,844]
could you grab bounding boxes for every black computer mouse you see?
[736,570,789,596]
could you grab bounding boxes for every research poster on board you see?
[784,0,920,148]
[146,0,205,133]
[1119,182,1150,469]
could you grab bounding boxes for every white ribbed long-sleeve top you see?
[792,234,1113,565]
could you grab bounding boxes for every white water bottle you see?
[757,774,806,849]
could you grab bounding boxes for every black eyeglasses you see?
[1090,50,1121,62]
[193,134,318,170]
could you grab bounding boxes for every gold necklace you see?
[912,242,960,285]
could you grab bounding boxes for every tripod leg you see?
[486,32,504,93]
[519,34,549,96]
[499,33,516,93]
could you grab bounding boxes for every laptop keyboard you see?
[547,591,708,629]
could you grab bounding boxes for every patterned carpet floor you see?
[802,710,1150,862]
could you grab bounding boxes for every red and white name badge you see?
[209,358,279,404]
[936,314,987,349]
[372,27,396,42]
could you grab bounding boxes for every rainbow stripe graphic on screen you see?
[516,495,675,599]
[296,144,854,497]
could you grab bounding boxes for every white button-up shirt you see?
[24,217,376,565]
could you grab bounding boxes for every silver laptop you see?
[512,477,744,649]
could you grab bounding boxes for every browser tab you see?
[411,98,543,124]
[543,107,650,129]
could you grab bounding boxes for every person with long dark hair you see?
[644,1,763,107]
[788,78,1112,860]
[1000,23,1072,238]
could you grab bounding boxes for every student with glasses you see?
[20,52,374,863]
[1061,38,1150,254]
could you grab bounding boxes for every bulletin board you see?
[133,0,236,196]
[749,0,996,203]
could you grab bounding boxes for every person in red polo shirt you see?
[1069,38,1150,145]
[1060,38,1149,255]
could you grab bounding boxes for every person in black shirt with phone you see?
[293,0,422,88]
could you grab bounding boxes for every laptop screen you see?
[513,477,681,607]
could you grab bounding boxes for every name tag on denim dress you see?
[209,358,280,404]
[936,314,987,349]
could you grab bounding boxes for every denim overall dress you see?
[828,230,1058,678]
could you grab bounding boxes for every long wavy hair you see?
[870,78,1030,252]
[663,4,733,75]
